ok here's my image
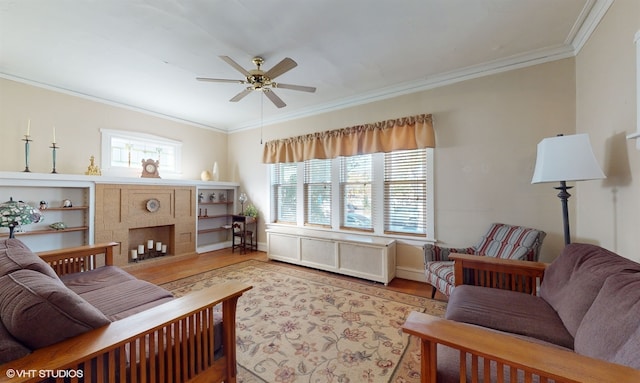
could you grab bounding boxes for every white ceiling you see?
[0,0,610,132]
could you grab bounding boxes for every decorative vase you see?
[212,162,219,181]
[201,170,212,181]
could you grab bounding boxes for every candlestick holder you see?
[22,135,32,172]
[49,143,59,174]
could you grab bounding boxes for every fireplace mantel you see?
[0,171,239,188]
[0,172,239,264]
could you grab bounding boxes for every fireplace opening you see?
[129,225,174,262]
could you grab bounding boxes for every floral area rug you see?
[160,260,447,383]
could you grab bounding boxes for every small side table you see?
[231,215,257,254]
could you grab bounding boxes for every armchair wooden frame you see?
[451,253,547,295]
[0,243,252,383]
[403,253,640,383]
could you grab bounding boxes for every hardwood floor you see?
[124,247,449,302]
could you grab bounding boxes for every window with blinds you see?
[304,159,332,226]
[270,163,297,223]
[269,148,433,238]
[384,149,427,235]
[340,154,373,230]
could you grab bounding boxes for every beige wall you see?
[576,0,640,261]
[0,78,227,180]
[0,51,587,272]
[228,58,577,268]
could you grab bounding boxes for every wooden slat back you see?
[454,349,560,383]
[403,312,640,383]
[37,242,118,276]
[37,306,222,383]
[450,253,546,295]
[0,283,251,383]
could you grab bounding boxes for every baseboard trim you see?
[395,266,426,282]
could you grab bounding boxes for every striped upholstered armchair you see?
[424,223,546,298]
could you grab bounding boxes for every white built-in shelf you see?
[0,226,90,239]
[0,171,239,253]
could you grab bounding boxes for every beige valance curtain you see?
[262,113,434,163]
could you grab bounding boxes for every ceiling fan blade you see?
[264,89,286,108]
[275,83,316,93]
[264,57,297,80]
[196,77,246,84]
[220,56,251,77]
[230,88,253,102]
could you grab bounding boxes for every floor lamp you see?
[531,134,605,245]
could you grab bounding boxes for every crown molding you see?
[0,72,227,134]
[229,0,613,133]
[229,44,576,133]
[3,0,613,135]
[570,0,614,54]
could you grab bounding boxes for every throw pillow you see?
[539,243,640,337]
[0,239,60,280]
[574,271,640,369]
[0,270,110,349]
[472,223,541,261]
[0,319,30,364]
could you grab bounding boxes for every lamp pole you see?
[554,181,572,245]
[532,133,606,247]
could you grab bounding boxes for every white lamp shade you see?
[531,134,605,183]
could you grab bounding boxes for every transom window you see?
[101,129,182,177]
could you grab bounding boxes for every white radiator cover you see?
[266,226,396,285]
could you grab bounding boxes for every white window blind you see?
[271,163,297,223]
[304,159,332,226]
[340,154,373,230]
[384,149,427,235]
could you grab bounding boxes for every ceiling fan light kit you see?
[197,56,316,108]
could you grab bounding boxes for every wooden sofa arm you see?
[449,253,547,295]
[0,282,252,383]
[402,311,640,383]
[37,242,118,275]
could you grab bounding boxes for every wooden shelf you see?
[1,226,90,238]
[196,186,237,253]
[199,201,233,205]
[198,227,231,234]
[198,214,230,220]
[43,206,89,211]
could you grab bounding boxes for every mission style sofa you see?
[403,243,640,382]
[0,239,251,383]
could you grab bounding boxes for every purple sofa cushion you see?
[76,279,174,321]
[61,265,137,294]
[446,285,574,348]
[0,270,110,349]
[0,320,31,364]
[539,243,640,337]
[0,239,60,280]
[574,272,640,368]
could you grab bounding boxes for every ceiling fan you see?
[196,56,316,108]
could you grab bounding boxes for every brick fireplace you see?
[94,184,196,266]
